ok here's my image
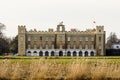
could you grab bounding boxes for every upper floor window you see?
[60,45,62,49]
[99,30,101,32]
[91,37,94,41]
[59,36,62,41]
[28,36,31,41]
[46,44,48,49]
[40,44,42,49]
[52,44,54,49]
[67,37,70,41]
[99,45,101,49]
[20,36,24,41]
[73,37,76,41]
[99,36,101,42]
[46,36,48,41]
[51,36,54,41]
[28,45,31,49]
[34,36,37,41]
[34,45,37,49]
[85,37,88,41]
[80,37,82,41]
[91,45,94,49]
[40,36,42,41]
[79,45,82,49]
[67,45,70,49]
[73,45,76,49]
[85,45,88,49]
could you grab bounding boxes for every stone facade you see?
[18,22,105,56]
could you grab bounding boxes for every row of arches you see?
[27,51,95,56]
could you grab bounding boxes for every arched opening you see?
[33,51,37,53]
[67,51,71,56]
[59,51,63,56]
[39,51,43,56]
[28,51,31,53]
[51,51,55,56]
[90,51,94,56]
[84,51,88,56]
[79,51,82,56]
[73,51,77,56]
[45,51,49,56]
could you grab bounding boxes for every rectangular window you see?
[40,36,42,41]
[91,37,94,41]
[85,45,88,49]
[60,45,62,49]
[91,45,94,49]
[28,36,31,41]
[40,44,42,49]
[73,45,76,49]
[46,44,48,49]
[59,36,62,41]
[99,45,101,49]
[28,45,31,49]
[46,36,48,41]
[85,37,88,41]
[52,44,54,49]
[79,45,82,49]
[73,37,76,41]
[68,37,70,41]
[67,45,70,49]
[51,36,54,41]
[34,36,37,41]
[99,36,101,42]
[34,45,37,49]
[80,37,82,41]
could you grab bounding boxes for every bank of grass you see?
[0,56,120,80]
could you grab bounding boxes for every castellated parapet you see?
[18,23,105,56]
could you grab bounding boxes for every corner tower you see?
[18,25,26,55]
[96,26,105,55]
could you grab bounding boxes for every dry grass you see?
[0,58,120,80]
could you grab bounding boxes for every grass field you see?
[0,56,120,80]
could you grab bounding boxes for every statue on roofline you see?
[59,21,63,25]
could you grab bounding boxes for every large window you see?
[51,36,54,41]
[99,36,101,42]
[28,45,31,49]
[85,37,88,41]
[59,36,62,41]
[52,44,54,49]
[60,45,62,49]
[46,36,48,41]
[91,37,94,41]
[34,36,37,41]
[85,45,88,49]
[34,45,37,49]
[46,44,48,49]
[40,36,42,41]
[73,37,76,41]
[40,44,42,49]
[28,36,31,41]
[67,45,70,49]
[67,37,70,41]
[80,37,82,41]
[91,45,94,49]
[73,45,76,49]
[79,45,82,49]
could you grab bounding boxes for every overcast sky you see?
[0,0,120,38]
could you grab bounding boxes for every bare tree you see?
[106,32,118,49]
[0,23,6,37]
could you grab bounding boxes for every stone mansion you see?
[18,22,105,56]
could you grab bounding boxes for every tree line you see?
[0,23,119,55]
[0,23,18,55]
